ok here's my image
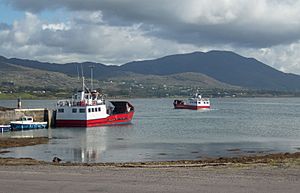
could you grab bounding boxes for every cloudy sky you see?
[1,0,300,74]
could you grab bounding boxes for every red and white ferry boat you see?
[173,93,210,110]
[55,80,134,127]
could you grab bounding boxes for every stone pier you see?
[0,107,54,128]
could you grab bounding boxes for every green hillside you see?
[0,60,239,98]
[0,61,83,98]
[1,58,298,99]
[100,72,241,98]
[0,61,81,88]
[109,72,239,88]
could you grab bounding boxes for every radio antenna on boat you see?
[80,64,85,91]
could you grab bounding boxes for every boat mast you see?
[89,65,95,90]
[81,64,85,92]
[82,77,85,91]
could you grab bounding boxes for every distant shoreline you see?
[1,94,300,100]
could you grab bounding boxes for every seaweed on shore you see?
[0,137,49,148]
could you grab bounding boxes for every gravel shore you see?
[0,164,299,193]
[1,137,300,192]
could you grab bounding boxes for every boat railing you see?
[201,98,210,101]
[57,99,105,107]
[189,97,210,102]
[57,100,72,107]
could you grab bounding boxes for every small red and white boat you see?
[173,93,210,110]
[55,79,134,127]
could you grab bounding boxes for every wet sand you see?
[0,137,300,192]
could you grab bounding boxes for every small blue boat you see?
[0,125,11,132]
[10,116,47,131]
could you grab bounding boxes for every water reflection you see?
[1,129,48,138]
[49,124,134,163]
[80,127,107,162]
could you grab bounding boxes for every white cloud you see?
[0,11,198,64]
[6,0,300,46]
[11,12,40,44]
[1,0,300,74]
[42,23,70,31]
[240,42,300,74]
[73,11,104,24]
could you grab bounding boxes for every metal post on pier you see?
[45,109,52,139]
[17,97,22,109]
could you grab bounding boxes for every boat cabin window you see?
[58,109,64,113]
[98,107,101,112]
[86,95,92,100]
[88,108,91,113]
[79,108,85,113]
[21,117,32,121]
[92,108,95,112]
[72,108,77,113]
[95,108,98,112]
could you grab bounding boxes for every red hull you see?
[174,104,210,110]
[56,111,134,127]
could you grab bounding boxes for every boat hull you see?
[0,125,11,132]
[10,123,47,131]
[174,104,210,110]
[55,111,134,127]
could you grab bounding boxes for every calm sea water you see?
[1,98,300,163]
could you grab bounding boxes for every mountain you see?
[0,59,82,90]
[0,58,236,89]
[121,51,300,91]
[5,57,116,79]
[1,50,300,91]
[108,72,238,89]
[0,59,236,98]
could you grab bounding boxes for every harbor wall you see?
[0,108,53,127]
